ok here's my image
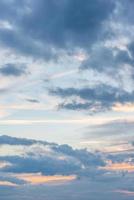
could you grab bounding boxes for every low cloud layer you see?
[0,135,134,200]
[0,135,105,176]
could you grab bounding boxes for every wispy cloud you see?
[1,117,134,125]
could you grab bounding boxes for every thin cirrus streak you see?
[0,117,134,125]
[100,144,134,154]
[49,69,78,80]
[80,141,134,153]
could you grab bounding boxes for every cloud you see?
[0,173,26,186]
[1,175,134,200]
[117,0,134,25]
[0,135,105,176]
[85,120,134,139]
[0,135,41,146]
[50,85,134,112]
[52,144,104,167]
[0,63,26,77]
[0,0,133,118]
[0,155,83,175]
[0,135,134,199]
[0,0,115,59]
[1,135,134,180]
[25,99,40,103]
[81,46,134,72]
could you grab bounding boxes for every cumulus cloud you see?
[0,63,27,77]
[0,135,134,199]
[1,135,134,178]
[50,85,134,113]
[0,135,105,176]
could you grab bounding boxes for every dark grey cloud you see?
[58,101,109,113]
[50,85,134,112]
[0,0,115,59]
[0,135,49,146]
[52,144,104,167]
[81,47,134,72]
[59,102,99,112]
[0,64,26,77]
[77,0,134,74]
[0,135,105,176]
[0,155,82,175]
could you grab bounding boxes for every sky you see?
[0,0,134,199]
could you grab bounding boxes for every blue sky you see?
[0,0,134,199]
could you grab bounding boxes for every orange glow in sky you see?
[102,162,134,172]
[113,103,134,112]
[14,173,76,185]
